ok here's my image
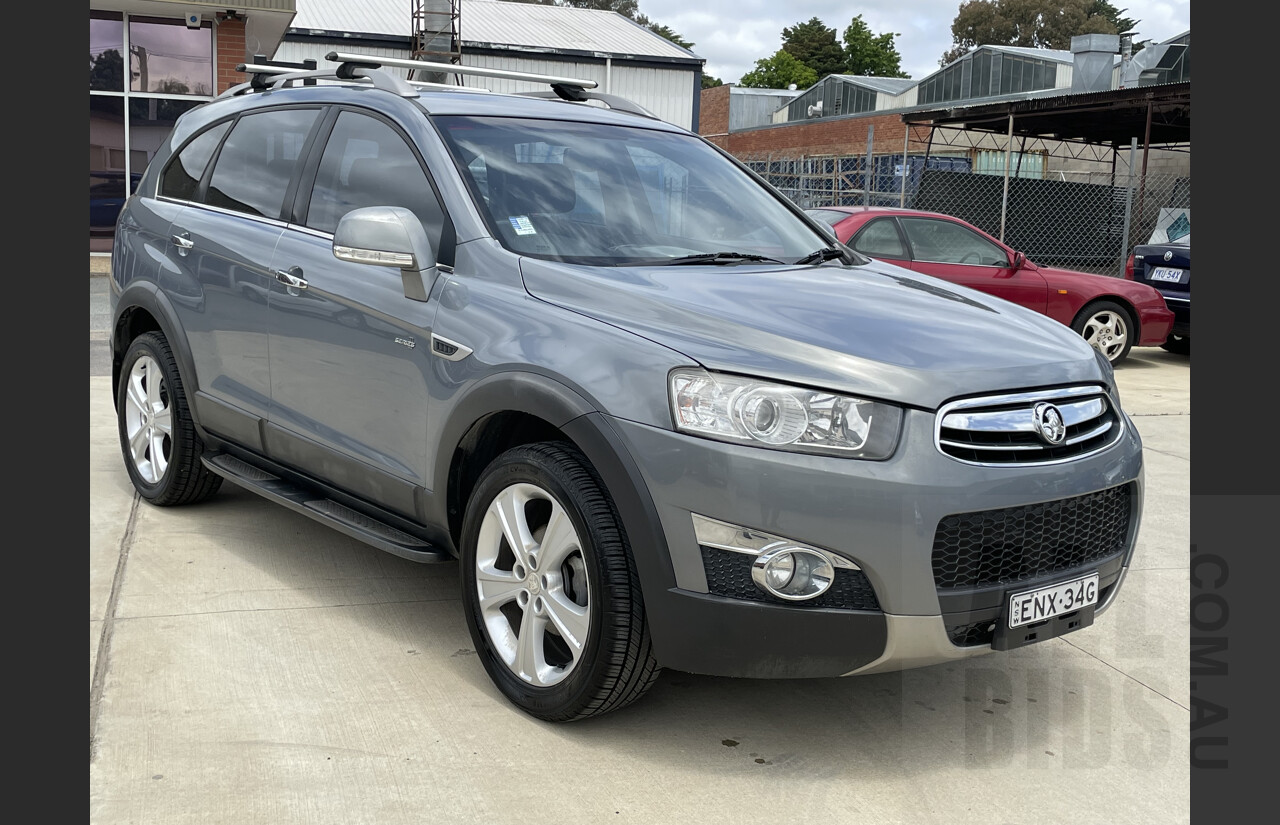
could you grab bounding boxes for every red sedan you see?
[806,206,1174,364]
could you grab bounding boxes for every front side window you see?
[206,109,320,219]
[436,116,830,265]
[305,111,448,258]
[900,217,1008,266]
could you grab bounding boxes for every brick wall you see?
[722,112,913,158]
[699,85,731,138]
[215,19,247,94]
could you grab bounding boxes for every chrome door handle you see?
[273,268,308,290]
[172,231,193,255]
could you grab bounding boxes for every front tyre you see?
[460,442,660,721]
[116,331,222,506]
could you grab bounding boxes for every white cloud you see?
[640,0,1191,84]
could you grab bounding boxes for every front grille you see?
[931,483,1134,590]
[700,546,881,611]
[936,385,1123,465]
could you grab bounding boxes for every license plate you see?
[1008,574,1099,628]
[1149,266,1184,283]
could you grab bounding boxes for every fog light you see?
[751,544,835,601]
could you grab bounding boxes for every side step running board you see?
[202,452,453,564]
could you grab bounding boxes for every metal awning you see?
[902,82,1190,148]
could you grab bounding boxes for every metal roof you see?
[289,0,696,60]
[901,81,1191,147]
[823,75,917,95]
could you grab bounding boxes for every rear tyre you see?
[1161,335,1190,355]
[1071,300,1135,364]
[459,442,660,721]
[116,332,222,506]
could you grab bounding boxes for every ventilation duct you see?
[1070,34,1120,93]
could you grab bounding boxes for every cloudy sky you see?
[636,0,1191,84]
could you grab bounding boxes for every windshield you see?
[435,115,833,265]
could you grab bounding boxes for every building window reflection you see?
[89,12,213,253]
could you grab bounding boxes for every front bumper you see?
[601,404,1144,679]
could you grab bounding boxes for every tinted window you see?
[206,109,319,218]
[853,219,907,258]
[900,217,1008,266]
[160,121,230,201]
[304,111,446,252]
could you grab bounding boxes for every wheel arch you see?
[1073,294,1141,340]
[111,282,200,417]
[434,372,676,595]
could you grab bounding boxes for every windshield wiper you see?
[793,246,847,265]
[662,251,784,266]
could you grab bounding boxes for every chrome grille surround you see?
[935,385,1124,466]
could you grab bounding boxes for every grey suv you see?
[110,54,1145,721]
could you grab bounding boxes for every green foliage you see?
[841,15,909,78]
[738,50,819,90]
[941,0,1126,66]
[701,74,724,89]
[781,17,847,80]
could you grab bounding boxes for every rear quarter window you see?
[159,121,231,201]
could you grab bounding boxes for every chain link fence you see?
[738,140,1189,278]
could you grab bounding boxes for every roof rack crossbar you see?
[230,63,419,98]
[324,51,599,90]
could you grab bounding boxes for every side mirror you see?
[1011,251,1025,270]
[333,206,438,302]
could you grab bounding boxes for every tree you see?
[90,48,125,91]
[1089,1,1140,37]
[842,15,909,78]
[633,15,695,50]
[940,0,1120,66]
[781,17,847,80]
[738,50,818,90]
[701,74,723,89]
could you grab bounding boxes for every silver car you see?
[109,54,1144,721]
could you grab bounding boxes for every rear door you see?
[163,106,323,450]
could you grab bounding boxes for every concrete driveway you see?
[90,273,1190,824]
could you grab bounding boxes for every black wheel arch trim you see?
[430,373,681,648]
[111,280,202,424]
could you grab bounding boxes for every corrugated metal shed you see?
[281,0,701,129]
[289,0,696,60]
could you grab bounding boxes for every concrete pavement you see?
[90,271,1191,824]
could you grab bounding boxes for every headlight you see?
[668,369,902,459]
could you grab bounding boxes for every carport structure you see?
[899,81,1190,271]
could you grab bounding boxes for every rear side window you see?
[206,108,320,219]
[304,111,447,251]
[159,121,231,202]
